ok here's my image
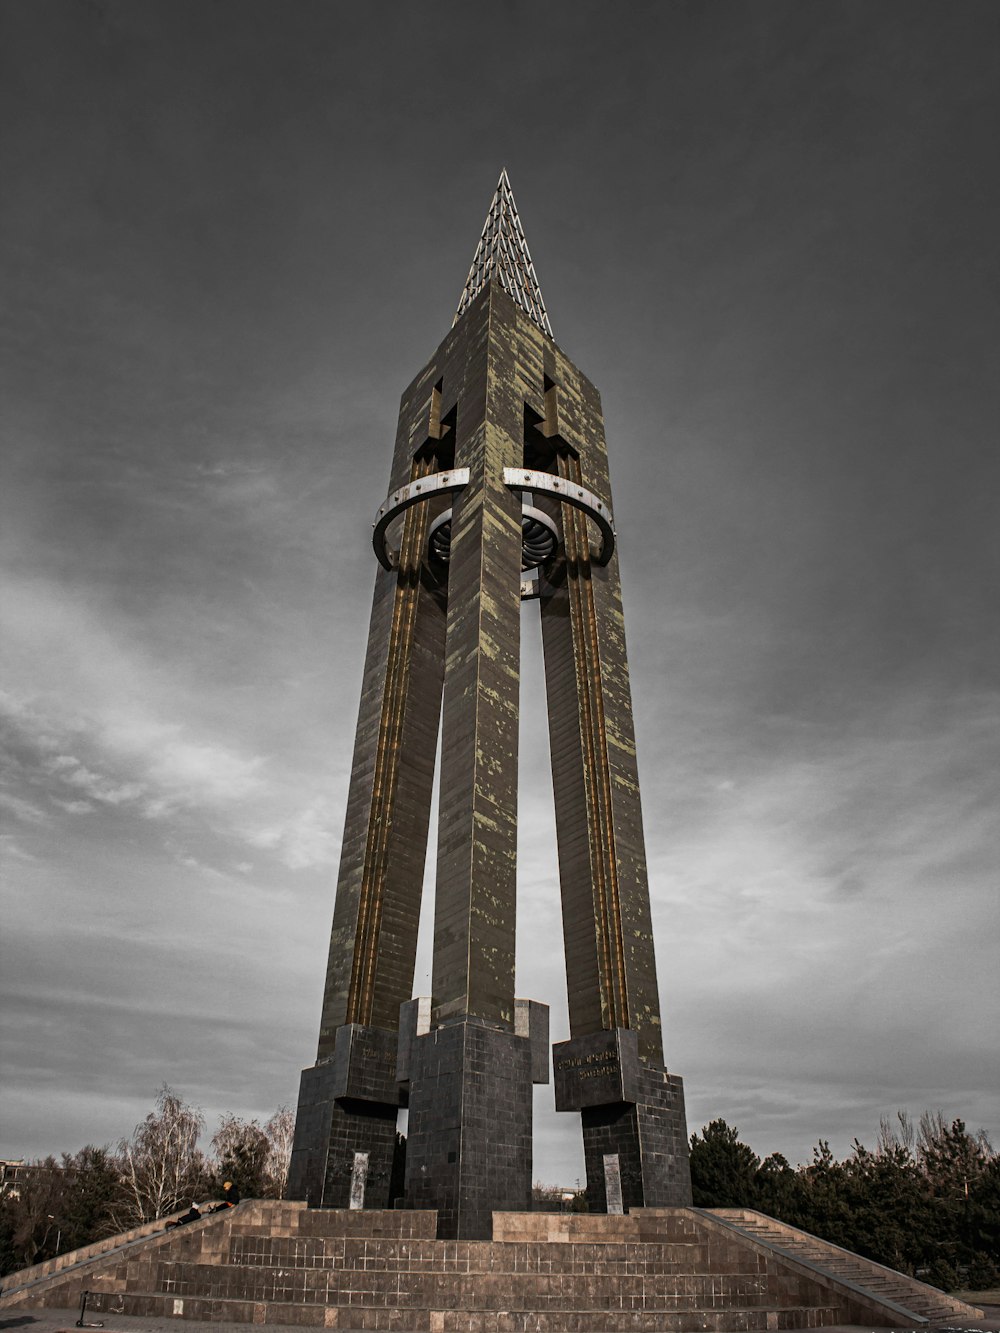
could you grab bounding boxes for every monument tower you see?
[2,179,983,1333]
[288,171,691,1238]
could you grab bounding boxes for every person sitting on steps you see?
[165,1201,202,1228]
[210,1179,241,1212]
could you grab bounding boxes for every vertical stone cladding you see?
[431,284,528,1027]
[537,346,662,1062]
[581,1069,691,1211]
[404,1022,533,1240]
[403,282,547,1238]
[318,359,452,1044]
[289,1028,401,1207]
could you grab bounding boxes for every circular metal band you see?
[372,466,616,572]
[502,467,615,566]
[372,468,470,570]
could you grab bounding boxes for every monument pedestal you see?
[554,1027,692,1212]
[287,1023,400,1208]
[6,1201,982,1330]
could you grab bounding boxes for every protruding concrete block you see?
[286,1023,400,1208]
[552,1027,641,1110]
[514,998,550,1084]
[580,1062,692,1211]
[397,996,433,1090]
[330,1024,400,1103]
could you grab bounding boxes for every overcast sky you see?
[2,0,998,1186]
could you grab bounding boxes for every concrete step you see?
[154,1257,783,1309]
[6,1202,970,1330]
[0,1208,231,1303]
[227,1234,716,1274]
[82,1288,843,1331]
[232,1205,438,1241]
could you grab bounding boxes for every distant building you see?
[1,1159,27,1199]
[1,1158,67,1200]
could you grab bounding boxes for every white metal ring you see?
[502,468,615,566]
[372,469,471,570]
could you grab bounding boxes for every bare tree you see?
[208,1107,296,1199]
[877,1109,915,1157]
[264,1107,295,1199]
[112,1086,206,1227]
[918,1109,948,1158]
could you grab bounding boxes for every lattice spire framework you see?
[453,169,553,338]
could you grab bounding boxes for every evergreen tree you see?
[755,1152,802,1218]
[211,1115,271,1198]
[689,1119,760,1207]
[59,1146,121,1252]
[839,1138,931,1272]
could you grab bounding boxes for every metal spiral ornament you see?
[428,510,454,565]
[519,506,558,569]
[428,504,558,572]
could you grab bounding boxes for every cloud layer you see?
[2,2,997,1183]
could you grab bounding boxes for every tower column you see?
[403,290,542,1238]
[537,364,691,1210]
[287,374,449,1207]
[432,301,523,1027]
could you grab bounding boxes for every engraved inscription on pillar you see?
[349,1151,369,1210]
[604,1153,624,1215]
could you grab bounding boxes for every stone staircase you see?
[0,1202,982,1330]
[704,1208,983,1324]
[0,1209,179,1292]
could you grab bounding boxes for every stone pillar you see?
[288,316,448,1206]
[536,334,691,1205]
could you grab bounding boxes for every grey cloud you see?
[2,0,997,1178]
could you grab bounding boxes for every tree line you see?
[0,1086,293,1275]
[4,1093,998,1296]
[689,1112,1000,1293]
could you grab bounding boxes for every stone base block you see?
[287,1025,401,1207]
[404,1020,533,1239]
[553,1028,642,1108]
[581,1060,692,1211]
[553,1028,691,1212]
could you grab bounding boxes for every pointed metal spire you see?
[454,169,553,338]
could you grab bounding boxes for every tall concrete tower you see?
[287,171,691,1238]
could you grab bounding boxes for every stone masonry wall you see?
[2,1202,959,1331]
